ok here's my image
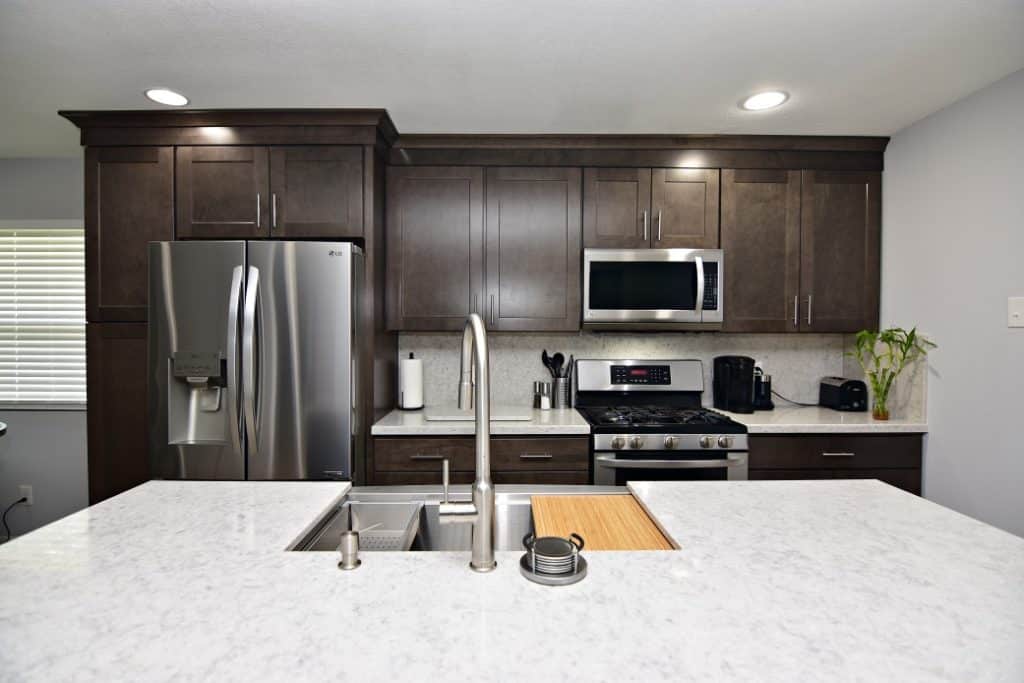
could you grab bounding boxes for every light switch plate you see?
[1009,297,1024,328]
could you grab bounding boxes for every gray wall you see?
[882,68,1024,537]
[0,157,87,539]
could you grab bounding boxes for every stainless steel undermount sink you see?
[290,485,624,552]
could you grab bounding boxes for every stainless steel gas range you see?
[574,359,749,485]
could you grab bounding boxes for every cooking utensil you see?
[541,350,555,378]
[567,354,574,381]
[551,352,565,378]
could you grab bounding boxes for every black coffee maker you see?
[713,355,756,414]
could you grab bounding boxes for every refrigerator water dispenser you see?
[168,351,230,445]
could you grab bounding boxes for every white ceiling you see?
[2,0,1023,157]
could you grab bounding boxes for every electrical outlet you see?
[19,485,33,506]
[1009,297,1024,328]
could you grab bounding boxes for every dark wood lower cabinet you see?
[748,434,922,495]
[87,323,149,503]
[373,436,589,485]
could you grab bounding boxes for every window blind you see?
[0,224,86,407]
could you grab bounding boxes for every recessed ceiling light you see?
[740,91,788,111]
[144,88,189,107]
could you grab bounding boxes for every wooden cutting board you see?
[531,495,675,550]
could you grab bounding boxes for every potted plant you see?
[848,327,936,421]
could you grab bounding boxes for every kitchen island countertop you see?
[1,479,1020,681]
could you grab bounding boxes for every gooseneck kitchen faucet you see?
[438,313,496,572]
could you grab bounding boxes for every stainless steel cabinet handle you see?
[410,453,444,461]
[242,266,261,461]
[822,452,856,458]
[519,453,553,460]
[642,210,648,241]
[441,459,450,504]
[271,193,278,229]
[595,455,731,469]
[793,295,799,327]
[656,210,663,241]
[807,294,813,325]
[256,193,261,228]
[225,266,244,463]
[490,294,496,326]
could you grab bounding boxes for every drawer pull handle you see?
[410,454,444,461]
[822,452,856,458]
[519,453,553,460]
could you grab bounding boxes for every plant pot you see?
[871,402,890,421]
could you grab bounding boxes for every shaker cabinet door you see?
[485,167,582,331]
[799,171,881,332]
[269,146,364,238]
[85,146,174,321]
[176,146,269,239]
[386,166,485,331]
[651,168,720,248]
[582,168,651,248]
[721,170,802,332]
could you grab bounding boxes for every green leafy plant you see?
[847,327,936,420]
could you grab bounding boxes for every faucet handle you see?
[441,458,450,504]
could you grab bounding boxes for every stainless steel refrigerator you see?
[148,241,362,481]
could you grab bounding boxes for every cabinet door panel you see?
[386,166,484,331]
[269,146,363,237]
[85,147,174,321]
[800,171,881,332]
[833,469,921,495]
[721,169,801,332]
[583,168,651,248]
[651,168,719,248]
[87,323,149,503]
[485,167,582,331]
[176,146,268,238]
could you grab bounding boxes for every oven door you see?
[593,451,748,486]
[583,248,722,329]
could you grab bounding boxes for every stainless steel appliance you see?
[583,248,723,330]
[148,241,362,481]
[574,359,748,485]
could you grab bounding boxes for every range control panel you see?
[611,365,672,385]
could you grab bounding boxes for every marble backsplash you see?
[396,332,914,420]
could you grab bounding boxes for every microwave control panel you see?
[611,365,672,385]
[703,262,719,311]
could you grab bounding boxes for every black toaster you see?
[818,377,868,412]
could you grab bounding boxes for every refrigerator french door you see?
[148,241,361,481]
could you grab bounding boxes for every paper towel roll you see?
[398,352,423,409]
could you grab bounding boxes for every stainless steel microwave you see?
[583,248,724,330]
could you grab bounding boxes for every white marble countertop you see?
[722,405,928,433]
[371,406,590,436]
[2,479,1022,681]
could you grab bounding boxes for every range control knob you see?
[629,436,646,450]
[699,435,714,449]
[718,436,733,449]
[610,436,626,450]
[663,436,679,449]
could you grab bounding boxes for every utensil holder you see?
[552,377,570,409]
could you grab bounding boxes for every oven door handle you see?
[595,455,741,469]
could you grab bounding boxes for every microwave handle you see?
[694,256,705,316]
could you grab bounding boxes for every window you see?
[0,221,86,408]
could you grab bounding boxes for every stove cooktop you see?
[576,405,748,435]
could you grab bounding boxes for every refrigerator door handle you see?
[242,265,261,464]
[226,266,244,462]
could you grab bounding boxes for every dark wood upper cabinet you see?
[386,166,484,331]
[176,146,269,239]
[721,170,802,332]
[799,171,881,332]
[651,168,720,248]
[87,322,149,503]
[583,168,651,248]
[85,147,173,322]
[269,146,364,237]
[485,167,582,331]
